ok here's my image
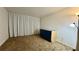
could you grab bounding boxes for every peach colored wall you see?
[0,7,8,46]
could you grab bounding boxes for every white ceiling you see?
[6,7,65,18]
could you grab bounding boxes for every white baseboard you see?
[56,39,73,49]
[0,37,9,46]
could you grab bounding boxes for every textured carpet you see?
[0,35,73,51]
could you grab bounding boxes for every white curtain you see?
[8,12,40,37]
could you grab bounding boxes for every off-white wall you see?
[0,8,8,46]
[40,8,78,49]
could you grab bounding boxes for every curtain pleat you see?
[9,12,13,37]
[14,13,17,37]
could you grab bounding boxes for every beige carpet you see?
[0,35,73,51]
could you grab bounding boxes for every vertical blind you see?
[8,12,40,37]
